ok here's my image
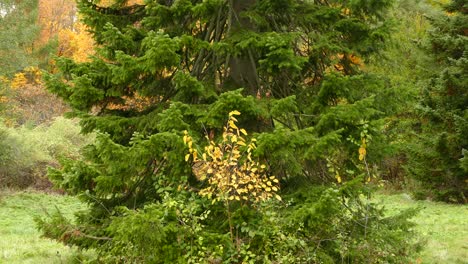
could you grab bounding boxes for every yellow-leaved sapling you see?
[184,111,281,204]
[183,111,281,242]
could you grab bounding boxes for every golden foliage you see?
[37,0,95,64]
[358,138,367,161]
[2,67,68,125]
[106,93,161,112]
[57,23,94,62]
[184,111,281,204]
[11,73,28,90]
[37,0,77,45]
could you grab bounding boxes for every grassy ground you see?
[0,190,466,263]
[0,190,92,264]
[376,193,468,264]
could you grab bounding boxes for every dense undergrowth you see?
[0,117,93,189]
[0,0,465,263]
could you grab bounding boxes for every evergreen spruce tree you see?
[40,0,421,262]
[46,0,394,186]
[406,0,467,203]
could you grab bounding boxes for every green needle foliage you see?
[39,0,422,262]
[406,0,467,203]
[45,0,396,185]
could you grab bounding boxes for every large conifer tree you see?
[46,0,393,187]
[39,0,423,262]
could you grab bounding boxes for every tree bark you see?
[227,0,259,95]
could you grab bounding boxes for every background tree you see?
[36,0,96,67]
[39,0,421,262]
[0,0,40,77]
[406,0,467,203]
[364,0,439,186]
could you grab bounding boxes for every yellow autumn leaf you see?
[275,195,282,201]
[336,174,342,183]
[359,147,366,155]
[185,154,190,161]
[228,120,238,129]
[358,147,366,160]
[229,110,241,116]
[240,128,248,135]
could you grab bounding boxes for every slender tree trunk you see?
[227,0,259,95]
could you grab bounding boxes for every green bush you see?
[0,117,93,188]
[37,179,422,263]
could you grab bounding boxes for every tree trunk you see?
[227,0,259,95]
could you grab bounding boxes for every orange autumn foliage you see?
[57,23,95,62]
[37,0,94,63]
[37,0,76,46]
[37,0,145,64]
[3,67,68,125]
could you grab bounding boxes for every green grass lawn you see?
[0,190,92,264]
[0,190,466,263]
[376,193,468,264]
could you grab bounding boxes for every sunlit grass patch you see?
[0,190,92,264]
[376,193,468,264]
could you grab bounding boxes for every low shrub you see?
[0,117,93,189]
